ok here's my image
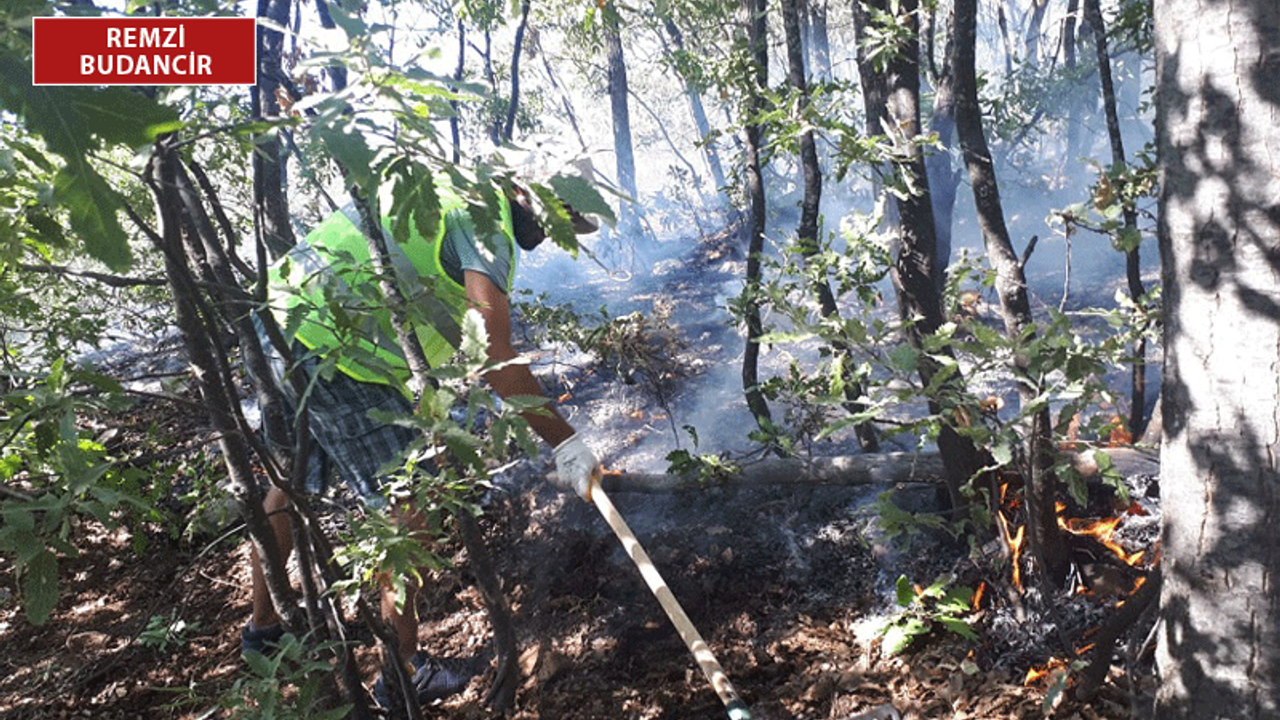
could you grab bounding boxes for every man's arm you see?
[462,269,577,448]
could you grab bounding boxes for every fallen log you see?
[599,447,1159,494]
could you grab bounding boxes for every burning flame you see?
[996,510,1027,590]
[972,581,986,611]
[1024,657,1068,685]
[1057,505,1145,566]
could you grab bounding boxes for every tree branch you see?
[16,263,166,288]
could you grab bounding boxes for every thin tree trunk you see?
[252,0,297,261]
[501,0,531,142]
[782,0,877,450]
[1023,0,1051,67]
[452,19,465,164]
[1084,0,1147,437]
[605,3,639,234]
[1155,1,1280,714]
[1063,0,1083,164]
[953,0,1068,586]
[741,0,771,426]
[854,0,987,513]
[536,31,587,148]
[660,14,728,190]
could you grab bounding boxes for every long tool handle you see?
[591,486,752,720]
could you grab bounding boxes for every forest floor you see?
[0,225,1161,720]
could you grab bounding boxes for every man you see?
[241,179,600,705]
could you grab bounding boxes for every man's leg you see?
[380,502,429,661]
[248,485,294,630]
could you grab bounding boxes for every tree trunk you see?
[1084,0,1147,438]
[853,0,987,513]
[451,19,465,164]
[252,0,297,261]
[501,0,531,142]
[605,4,639,234]
[1155,1,1280,716]
[740,0,771,426]
[925,7,959,297]
[1063,0,1084,165]
[806,0,830,80]
[660,14,728,190]
[782,0,877,451]
[1023,0,1051,68]
[953,0,1068,586]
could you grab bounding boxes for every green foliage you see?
[0,2,181,271]
[879,574,977,656]
[138,611,201,651]
[0,360,153,624]
[220,634,351,720]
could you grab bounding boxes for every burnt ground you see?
[0,228,1161,720]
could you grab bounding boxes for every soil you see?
[0,228,1160,720]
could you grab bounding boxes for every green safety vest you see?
[270,183,517,386]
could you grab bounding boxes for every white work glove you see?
[552,434,600,500]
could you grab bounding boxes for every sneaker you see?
[240,622,285,656]
[375,651,477,707]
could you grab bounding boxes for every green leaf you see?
[887,343,918,373]
[548,172,616,226]
[882,618,927,656]
[22,549,58,625]
[937,616,978,640]
[895,574,915,607]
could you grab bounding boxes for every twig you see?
[16,263,166,288]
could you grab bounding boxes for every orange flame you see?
[972,581,986,610]
[1059,512,1144,566]
[1024,657,1068,685]
[997,511,1027,590]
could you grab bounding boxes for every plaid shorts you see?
[250,323,417,505]
[291,364,417,503]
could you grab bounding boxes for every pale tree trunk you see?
[659,13,727,190]
[925,7,958,297]
[605,3,639,235]
[806,0,830,80]
[1155,1,1280,717]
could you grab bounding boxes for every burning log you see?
[599,447,1158,493]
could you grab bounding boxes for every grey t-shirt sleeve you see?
[438,208,512,294]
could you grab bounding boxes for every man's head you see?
[509,185,598,251]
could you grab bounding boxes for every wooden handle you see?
[590,485,750,719]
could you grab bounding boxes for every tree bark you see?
[1155,1,1280,716]
[252,0,297,261]
[740,0,771,427]
[953,0,1068,586]
[451,19,465,164]
[781,0,877,451]
[501,0,532,142]
[853,0,987,514]
[1084,0,1147,438]
[604,3,639,234]
[660,13,728,190]
[925,7,959,297]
